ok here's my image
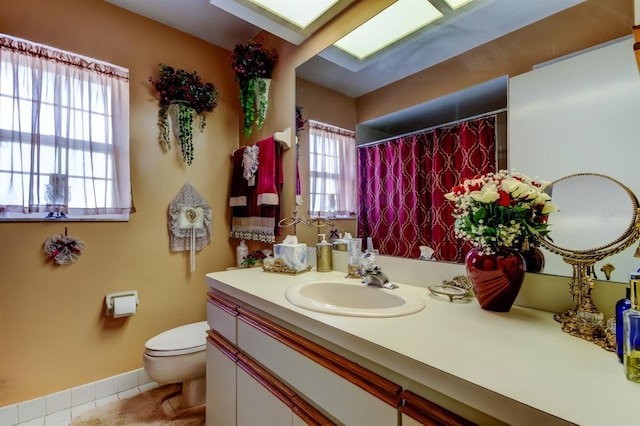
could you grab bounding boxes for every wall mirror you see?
[294,1,637,283]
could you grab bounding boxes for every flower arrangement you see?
[229,40,278,137]
[444,169,557,255]
[149,64,219,165]
[242,249,267,267]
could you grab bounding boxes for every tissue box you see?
[274,243,307,272]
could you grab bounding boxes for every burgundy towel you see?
[229,147,247,207]
[256,136,279,206]
[229,140,283,242]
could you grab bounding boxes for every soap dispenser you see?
[623,272,640,382]
[236,240,248,268]
[316,234,332,272]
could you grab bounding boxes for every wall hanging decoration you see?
[445,169,557,312]
[44,228,85,265]
[168,182,212,272]
[229,39,278,137]
[149,64,219,165]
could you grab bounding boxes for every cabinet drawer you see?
[237,312,400,426]
[207,292,238,344]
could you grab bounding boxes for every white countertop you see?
[206,267,640,426]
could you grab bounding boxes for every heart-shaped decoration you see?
[186,208,199,223]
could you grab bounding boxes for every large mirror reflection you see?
[293,0,638,283]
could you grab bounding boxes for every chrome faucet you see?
[361,266,397,289]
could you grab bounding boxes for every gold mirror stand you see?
[538,217,640,351]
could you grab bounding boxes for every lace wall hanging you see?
[168,182,212,272]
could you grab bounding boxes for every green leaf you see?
[473,207,488,222]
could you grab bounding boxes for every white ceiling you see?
[104,0,584,97]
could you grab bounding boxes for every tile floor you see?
[0,368,159,426]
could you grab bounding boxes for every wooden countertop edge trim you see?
[208,291,239,317]
[401,390,477,426]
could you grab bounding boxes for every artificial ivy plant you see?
[229,40,278,137]
[149,64,219,165]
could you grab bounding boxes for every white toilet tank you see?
[144,320,209,357]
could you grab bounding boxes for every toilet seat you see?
[144,321,209,357]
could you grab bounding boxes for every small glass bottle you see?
[616,282,631,362]
[623,273,640,382]
[236,240,248,268]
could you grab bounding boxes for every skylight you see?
[248,0,339,29]
[333,0,444,60]
[443,0,474,10]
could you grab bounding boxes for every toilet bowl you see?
[143,321,209,408]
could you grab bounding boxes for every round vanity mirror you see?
[544,173,638,253]
[537,173,640,351]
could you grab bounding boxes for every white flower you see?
[541,202,558,215]
[470,183,500,203]
[446,169,556,254]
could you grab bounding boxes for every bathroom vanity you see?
[205,267,640,425]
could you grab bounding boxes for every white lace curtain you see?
[309,120,357,217]
[0,34,134,216]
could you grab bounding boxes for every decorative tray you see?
[262,258,312,275]
[428,284,468,302]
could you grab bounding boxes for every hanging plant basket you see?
[229,40,278,137]
[150,64,219,165]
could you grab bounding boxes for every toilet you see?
[143,321,209,408]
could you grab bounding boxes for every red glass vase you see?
[464,247,525,312]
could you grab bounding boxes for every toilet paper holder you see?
[105,291,139,317]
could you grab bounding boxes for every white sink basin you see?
[284,281,425,317]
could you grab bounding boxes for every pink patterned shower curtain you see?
[357,116,496,262]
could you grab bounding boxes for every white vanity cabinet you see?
[206,268,640,425]
[206,289,474,426]
[207,292,335,425]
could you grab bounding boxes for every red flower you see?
[467,182,482,192]
[497,190,510,207]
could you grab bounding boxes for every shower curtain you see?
[357,115,496,262]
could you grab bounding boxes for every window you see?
[0,34,134,221]
[308,120,356,217]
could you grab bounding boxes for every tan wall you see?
[0,0,243,406]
